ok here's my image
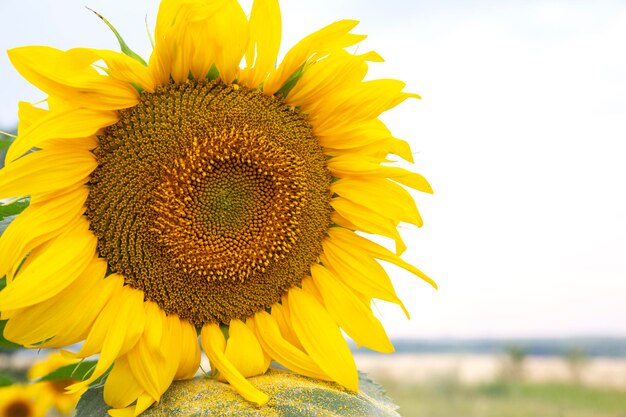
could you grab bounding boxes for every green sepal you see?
[275,64,305,98]
[87,7,148,66]
[38,360,99,383]
[0,199,29,222]
[206,65,220,81]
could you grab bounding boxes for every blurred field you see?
[3,350,626,416]
[355,354,626,417]
[379,379,626,417]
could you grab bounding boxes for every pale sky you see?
[1,0,625,339]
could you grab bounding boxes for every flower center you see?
[3,400,32,417]
[49,380,73,394]
[86,80,332,325]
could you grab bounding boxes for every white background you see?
[1,0,625,339]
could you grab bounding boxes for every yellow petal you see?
[332,177,423,227]
[206,0,249,84]
[309,265,394,353]
[6,107,117,164]
[90,49,156,92]
[200,323,269,405]
[40,270,122,347]
[327,154,433,193]
[7,46,139,110]
[317,116,415,163]
[320,237,409,317]
[1,238,54,285]
[127,301,165,400]
[126,302,179,401]
[286,287,358,391]
[317,118,389,150]
[331,211,358,230]
[0,148,96,199]
[106,307,188,416]
[175,318,201,380]
[264,20,365,95]
[326,136,415,163]
[0,216,96,310]
[16,101,48,136]
[67,285,146,392]
[240,0,282,88]
[249,311,329,380]
[107,394,155,417]
[104,355,144,409]
[151,0,248,84]
[331,197,406,255]
[301,277,324,304]
[0,185,88,279]
[27,351,77,380]
[312,79,419,134]
[270,303,304,351]
[328,227,437,289]
[3,257,110,347]
[223,319,269,380]
[287,50,378,111]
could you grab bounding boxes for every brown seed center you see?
[86,80,332,325]
[4,400,33,417]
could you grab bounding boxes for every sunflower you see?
[0,0,434,416]
[27,351,85,415]
[0,384,46,417]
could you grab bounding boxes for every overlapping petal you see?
[7,46,140,110]
[0,216,96,309]
[200,323,269,405]
[0,147,96,199]
[286,287,358,391]
[239,0,282,87]
[263,19,365,95]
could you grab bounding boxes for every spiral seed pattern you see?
[85,80,331,325]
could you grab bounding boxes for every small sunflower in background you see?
[0,384,46,417]
[27,352,85,415]
[0,0,435,416]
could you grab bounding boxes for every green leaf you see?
[0,136,12,154]
[0,130,16,170]
[0,199,29,221]
[0,373,15,387]
[87,7,147,66]
[0,321,23,350]
[0,199,29,238]
[76,370,400,417]
[38,360,98,382]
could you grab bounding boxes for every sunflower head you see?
[85,79,332,325]
[27,351,84,415]
[0,0,434,415]
[0,385,46,417]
